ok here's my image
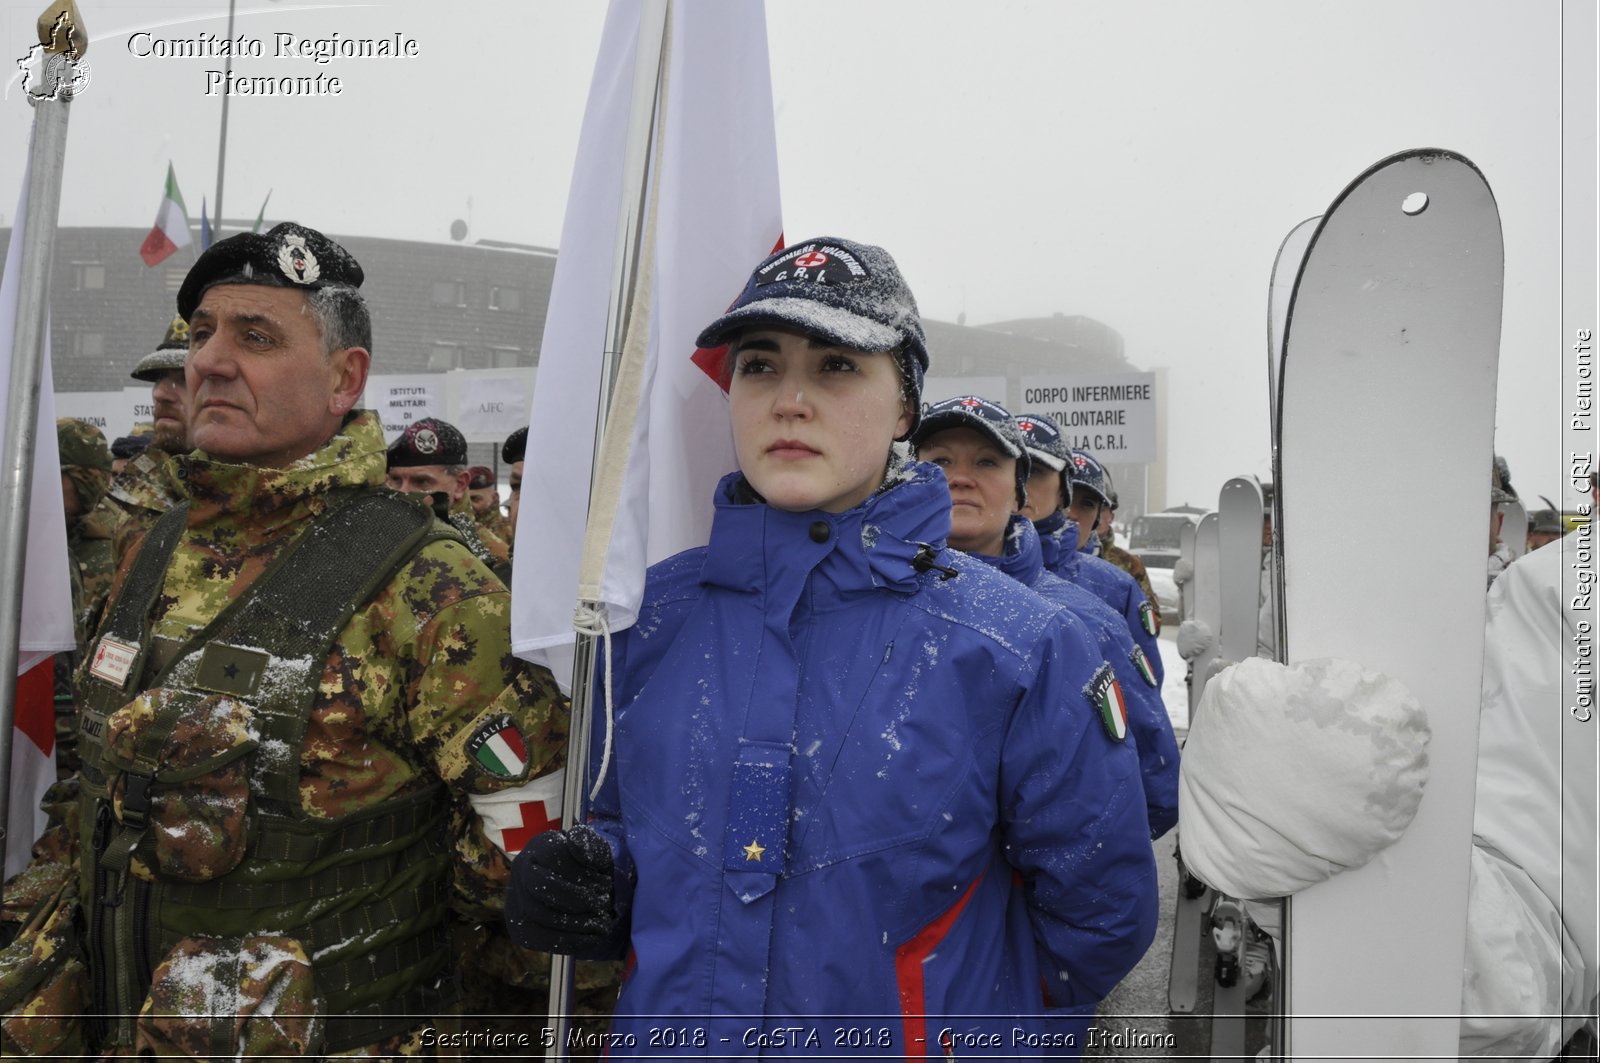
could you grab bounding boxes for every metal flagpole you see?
[545,2,670,1056]
[0,1,81,880]
[212,0,237,240]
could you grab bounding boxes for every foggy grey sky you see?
[1,1,1587,510]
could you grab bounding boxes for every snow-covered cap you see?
[130,316,190,383]
[1013,411,1071,472]
[178,222,364,322]
[696,237,929,434]
[911,395,1031,509]
[1068,449,1111,508]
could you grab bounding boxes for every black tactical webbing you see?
[151,490,447,809]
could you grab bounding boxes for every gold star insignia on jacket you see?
[742,839,765,862]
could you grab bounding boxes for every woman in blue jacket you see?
[908,395,1180,839]
[508,238,1158,1058]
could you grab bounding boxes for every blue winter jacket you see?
[1034,511,1164,686]
[972,516,1180,838]
[586,465,1158,1057]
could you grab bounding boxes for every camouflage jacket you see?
[84,411,565,912]
[66,509,115,648]
[449,492,512,574]
[1100,540,1161,631]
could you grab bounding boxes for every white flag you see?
[512,0,782,686]
[2,142,79,877]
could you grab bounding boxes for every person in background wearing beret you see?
[508,238,1156,1056]
[501,424,527,548]
[0,223,569,1059]
[386,417,513,583]
[108,433,150,477]
[466,464,512,543]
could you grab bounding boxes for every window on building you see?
[431,280,467,307]
[491,346,522,368]
[70,262,105,290]
[74,332,105,357]
[427,343,460,370]
[488,285,523,312]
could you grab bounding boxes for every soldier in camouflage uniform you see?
[502,426,526,548]
[3,223,570,1059]
[1092,477,1161,629]
[86,319,194,621]
[466,465,512,543]
[56,418,116,645]
[386,418,514,583]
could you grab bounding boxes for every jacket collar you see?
[1034,509,1083,574]
[700,460,952,601]
[969,513,1043,587]
[166,410,387,533]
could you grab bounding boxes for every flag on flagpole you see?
[251,190,272,234]
[1,148,80,878]
[511,0,782,684]
[138,162,192,266]
[199,195,212,251]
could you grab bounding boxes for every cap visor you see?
[696,297,903,354]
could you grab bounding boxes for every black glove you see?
[506,824,625,959]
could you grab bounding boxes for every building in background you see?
[4,229,1166,511]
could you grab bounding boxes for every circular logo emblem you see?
[276,234,322,285]
[793,251,830,269]
[413,428,440,455]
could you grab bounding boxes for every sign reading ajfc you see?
[1020,372,1157,464]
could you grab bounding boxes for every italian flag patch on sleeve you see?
[467,715,528,779]
[1131,645,1159,688]
[1086,663,1129,742]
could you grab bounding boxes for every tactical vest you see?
[75,490,462,1053]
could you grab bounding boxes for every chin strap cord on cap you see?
[572,601,616,802]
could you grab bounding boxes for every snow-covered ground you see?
[1158,629,1188,732]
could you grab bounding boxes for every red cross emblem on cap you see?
[794,251,829,269]
[1017,419,1035,432]
[960,397,982,408]
[1074,454,1090,468]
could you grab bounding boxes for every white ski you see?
[1169,512,1220,1014]
[1277,149,1503,1059]
[1208,474,1268,1062]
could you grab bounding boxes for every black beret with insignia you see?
[501,425,528,465]
[177,222,364,322]
[387,417,468,468]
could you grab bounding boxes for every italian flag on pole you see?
[138,163,192,266]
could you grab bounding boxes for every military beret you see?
[56,417,113,471]
[131,315,190,383]
[466,465,495,490]
[110,434,152,460]
[387,417,467,469]
[501,426,527,464]
[177,222,363,322]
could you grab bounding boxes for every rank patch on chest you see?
[1085,663,1128,742]
[467,715,528,778]
[195,642,270,697]
[89,636,140,688]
